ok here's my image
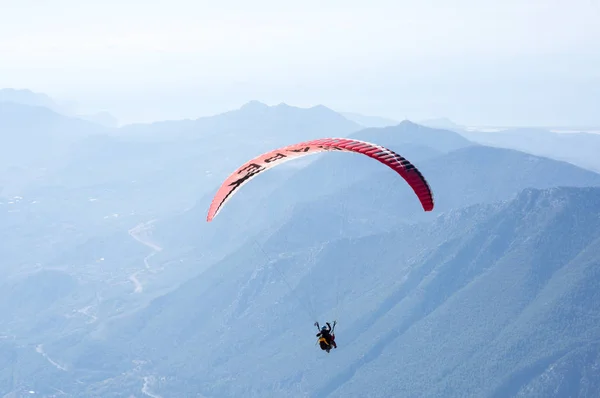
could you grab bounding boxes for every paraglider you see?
[206,137,434,222]
[315,321,337,353]
[205,137,435,355]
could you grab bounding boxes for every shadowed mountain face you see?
[2,94,600,397]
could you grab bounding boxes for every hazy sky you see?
[1,0,599,125]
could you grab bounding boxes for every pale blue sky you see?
[1,0,599,125]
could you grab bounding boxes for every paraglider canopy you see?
[206,137,434,222]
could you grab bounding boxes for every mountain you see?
[0,88,61,113]
[4,97,600,397]
[0,101,108,140]
[324,186,600,398]
[69,100,361,185]
[119,101,361,142]
[419,145,600,212]
[0,269,77,325]
[50,127,600,396]
[459,128,600,173]
[34,186,600,397]
[0,101,110,194]
[0,99,365,289]
[0,88,119,127]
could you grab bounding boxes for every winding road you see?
[127,220,163,294]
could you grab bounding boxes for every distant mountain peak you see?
[308,104,331,111]
[398,119,419,128]
[239,100,269,111]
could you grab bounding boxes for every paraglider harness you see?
[315,321,337,353]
